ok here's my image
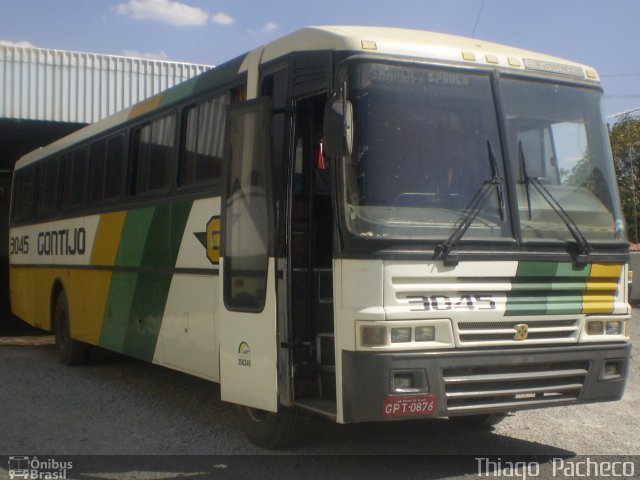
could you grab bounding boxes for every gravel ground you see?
[0,311,637,478]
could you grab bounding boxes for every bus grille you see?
[456,318,580,345]
[443,360,589,413]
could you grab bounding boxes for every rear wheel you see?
[54,291,90,366]
[235,405,308,449]
[449,413,508,428]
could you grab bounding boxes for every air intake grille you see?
[443,361,589,412]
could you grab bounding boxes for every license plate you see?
[381,394,437,417]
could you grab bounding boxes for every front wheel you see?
[54,291,91,366]
[448,413,508,429]
[235,405,308,449]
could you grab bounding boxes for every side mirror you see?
[323,100,353,157]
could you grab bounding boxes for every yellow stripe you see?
[67,270,113,344]
[9,267,55,330]
[129,95,162,120]
[90,211,127,265]
[71,212,128,344]
[583,263,623,314]
[588,263,623,282]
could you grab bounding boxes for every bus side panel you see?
[153,197,221,381]
[67,269,115,345]
[98,204,173,361]
[10,198,221,381]
[9,266,58,330]
[69,211,128,344]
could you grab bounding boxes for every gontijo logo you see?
[237,341,251,367]
[514,323,529,340]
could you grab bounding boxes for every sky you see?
[1,0,639,120]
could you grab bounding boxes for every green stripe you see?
[100,272,139,351]
[555,262,591,278]
[506,261,591,316]
[157,54,246,109]
[115,207,156,266]
[515,261,558,277]
[546,293,583,315]
[505,293,548,316]
[100,202,193,360]
[100,208,155,351]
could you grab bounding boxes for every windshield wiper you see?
[433,140,505,266]
[518,140,591,264]
[519,141,533,220]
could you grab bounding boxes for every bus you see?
[8,26,631,449]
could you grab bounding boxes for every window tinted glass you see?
[344,62,509,240]
[37,160,60,215]
[180,94,229,186]
[135,113,176,194]
[61,149,87,209]
[89,139,106,203]
[104,135,124,200]
[502,78,624,241]
[12,168,36,221]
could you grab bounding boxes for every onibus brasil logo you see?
[8,456,72,479]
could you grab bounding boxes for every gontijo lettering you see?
[37,228,86,256]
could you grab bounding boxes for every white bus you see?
[9,26,631,448]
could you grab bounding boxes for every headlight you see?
[415,326,435,342]
[585,319,625,336]
[606,321,623,335]
[361,325,387,347]
[390,327,412,343]
[586,320,604,335]
[356,319,454,350]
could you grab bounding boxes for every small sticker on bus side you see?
[237,341,251,367]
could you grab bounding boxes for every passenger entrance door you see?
[219,97,278,412]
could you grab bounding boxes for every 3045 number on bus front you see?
[408,294,496,311]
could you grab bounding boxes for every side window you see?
[180,94,229,186]
[89,139,106,203]
[61,149,88,209]
[36,159,60,216]
[104,134,124,200]
[12,168,36,222]
[89,134,124,203]
[133,113,176,195]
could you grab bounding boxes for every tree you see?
[610,115,640,242]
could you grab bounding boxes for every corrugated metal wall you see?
[0,45,212,124]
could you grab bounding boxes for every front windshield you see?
[501,78,625,241]
[343,62,511,240]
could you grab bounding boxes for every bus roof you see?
[15,25,599,170]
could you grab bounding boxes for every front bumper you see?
[341,343,631,423]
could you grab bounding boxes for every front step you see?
[295,398,337,420]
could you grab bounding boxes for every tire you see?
[449,413,508,429]
[54,291,91,366]
[235,405,308,449]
